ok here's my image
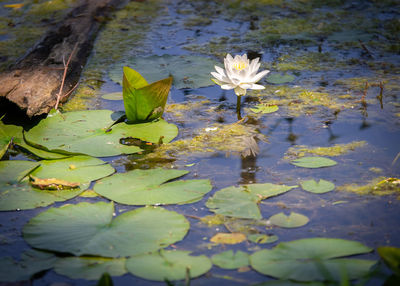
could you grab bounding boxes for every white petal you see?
[250,83,265,90]
[221,84,236,90]
[239,83,253,89]
[214,65,226,75]
[251,69,270,83]
[211,71,229,83]
[249,57,259,72]
[211,78,224,86]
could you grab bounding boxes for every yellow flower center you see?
[233,61,247,71]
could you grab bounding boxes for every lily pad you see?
[248,234,278,244]
[290,157,337,168]
[210,233,247,244]
[301,179,335,194]
[250,104,279,114]
[206,183,296,219]
[101,92,123,100]
[266,73,295,84]
[110,55,216,89]
[269,212,309,228]
[54,257,126,280]
[94,168,212,205]
[0,156,114,211]
[0,250,57,282]
[250,238,375,281]
[23,202,189,257]
[126,250,212,281]
[24,110,178,157]
[211,250,249,269]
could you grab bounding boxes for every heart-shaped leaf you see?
[301,179,335,194]
[291,157,337,168]
[211,250,249,269]
[269,212,309,228]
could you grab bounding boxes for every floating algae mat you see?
[1,0,400,285]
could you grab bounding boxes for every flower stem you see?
[236,95,242,120]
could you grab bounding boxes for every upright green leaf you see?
[378,246,400,276]
[123,66,172,123]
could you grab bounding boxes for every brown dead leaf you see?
[29,175,80,190]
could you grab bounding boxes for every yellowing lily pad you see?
[206,183,296,219]
[24,110,178,157]
[93,168,212,205]
[291,156,337,168]
[269,212,309,228]
[54,257,127,280]
[210,233,246,244]
[250,238,375,281]
[211,250,249,269]
[125,250,212,281]
[23,202,189,257]
[300,179,335,194]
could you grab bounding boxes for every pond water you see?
[1,0,400,285]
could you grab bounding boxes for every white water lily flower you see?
[211,54,270,96]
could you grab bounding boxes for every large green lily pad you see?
[126,250,212,281]
[24,110,178,157]
[110,55,216,89]
[94,168,212,205]
[23,202,189,257]
[211,250,249,269]
[0,156,113,211]
[250,238,375,281]
[0,250,58,282]
[0,120,68,159]
[54,257,127,280]
[206,183,296,219]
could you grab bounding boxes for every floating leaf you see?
[301,179,335,194]
[206,183,296,219]
[377,246,400,276]
[210,233,246,244]
[250,104,279,114]
[250,238,375,281]
[23,202,189,257]
[54,257,126,280]
[24,110,178,157]
[94,168,212,205]
[123,66,172,123]
[0,250,57,282]
[211,250,249,269]
[291,157,337,168]
[110,55,216,89]
[125,250,211,281]
[269,212,309,228]
[0,157,113,211]
[248,234,278,244]
[101,92,123,101]
[266,73,295,84]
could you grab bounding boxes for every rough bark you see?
[0,0,121,117]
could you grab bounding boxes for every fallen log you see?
[0,0,121,117]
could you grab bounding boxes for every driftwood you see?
[0,0,121,117]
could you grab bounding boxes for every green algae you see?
[338,177,400,197]
[285,141,367,160]
[274,52,338,72]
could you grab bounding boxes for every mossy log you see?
[0,0,121,117]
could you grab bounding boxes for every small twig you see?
[361,81,368,102]
[55,42,78,110]
[359,40,373,58]
[377,81,383,109]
